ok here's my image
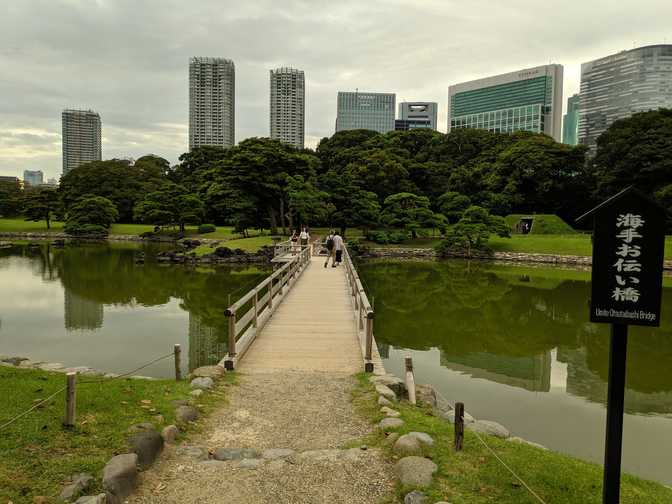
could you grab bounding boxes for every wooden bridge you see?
[220,243,383,374]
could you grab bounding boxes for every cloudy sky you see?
[1,0,671,180]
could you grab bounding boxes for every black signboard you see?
[586,188,666,327]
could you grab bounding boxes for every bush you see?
[388,231,408,244]
[346,238,368,256]
[63,222,108,237]
[366,230,389,244]
[198,223,216,234]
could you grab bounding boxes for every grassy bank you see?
[0,366,232,503]
[352,375,672,504]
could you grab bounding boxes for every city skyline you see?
[1,1,671,179]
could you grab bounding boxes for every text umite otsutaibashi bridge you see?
[220,240,384,374]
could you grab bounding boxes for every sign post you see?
[577,187,666,504]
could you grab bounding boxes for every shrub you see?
[346,238,368,256]
[388,231,408,244]
[198,223,216,234]
[63,222,108,237]
[366,230,389,244]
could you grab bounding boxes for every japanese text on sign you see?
[611,213,644,303]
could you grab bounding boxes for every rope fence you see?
[0,347,181,433]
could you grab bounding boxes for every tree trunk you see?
[268,207,278,235]
[279,199,286,236]
[340,225,347,240]
[45,213,50,230]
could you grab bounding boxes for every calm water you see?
[358,259,672,485]
[0,243,269,378]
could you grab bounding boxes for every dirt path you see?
[129,371,395,504]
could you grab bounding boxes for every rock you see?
[74,495,106,504]
[38,362,64,371]
[507,436,548,450]
[213,448,260,461]
[383,432,400,447]
[370,374,406,397]
[239,458,264,469]
[1,356,28,366]
[190,377,214,390]
[393,434,423,456]
[161,425,179,444]
[128,430,163,469]
[267,459,286,470]
[261,448,295,460]
[153,414,165,424]
[415,384,438,408]
[408,432,434,448]
[395,456,438,487]
[378,396,393,408]
[19,360,42,368]
[378,417,404,431]
[102,453,138,504]
[375,384,397,401]
[381,406,401,417]
[127,422,155,434]
[190,389,203,397]
[59,473,94,502]
[441,409,475,425]
[175,405,199,423]
[468,420,510,439]
[404,490,428,504]
[171,399,189,407]
[175,445,209,461]
[191,365,225,379]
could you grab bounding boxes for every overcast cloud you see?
[1,0,671,179]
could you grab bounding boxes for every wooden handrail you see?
[222,245,312,370]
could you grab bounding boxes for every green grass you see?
[0,218,64,232]
[352,374,672,504]
[505,214,577,234]
[0,366,233,503]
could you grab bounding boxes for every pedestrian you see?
[299,227,310,250]
[324,229,335,268]
[332,231,344,267]
[290,229,298,253]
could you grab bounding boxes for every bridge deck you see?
[240,256,363,374]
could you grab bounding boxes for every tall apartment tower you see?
[336,91,396,133]
[562,94,580,145]
[448,64,564,141]
[62,109,101,175]
[270,67,305,149]
[396,102,438,130]
[189,57,235,150]
[578,45,672,149]
[23,170,44,187]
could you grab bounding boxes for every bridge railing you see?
[274,239,293,257]
[221,245,312,370]
[342,245,376,373]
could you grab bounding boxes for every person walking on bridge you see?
[299,227,310,250]
[332,231,344,267]
[324,229,335,268]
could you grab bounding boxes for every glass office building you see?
[562,94,580,145]
[448,64,564,141]
[336,92,395,133]
[578,45,672,149]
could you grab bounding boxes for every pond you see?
[358,259,672,486]
[0,243,269,378]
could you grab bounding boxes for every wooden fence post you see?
[174,344,181,381]
[405,356,416,405]
[253,290,258,328]
[228,311,237,357]
[454,402,465,451]
[64,372,77,428]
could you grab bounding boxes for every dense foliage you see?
[64,195,119,236]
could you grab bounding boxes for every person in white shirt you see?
[331,232,344,267]
[323,230,335,268]
[299,228,310,249]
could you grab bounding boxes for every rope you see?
[0,385,66,432]
[79,352,174,385]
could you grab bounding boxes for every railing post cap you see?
[366,310,375,319]
[225,308,235,317]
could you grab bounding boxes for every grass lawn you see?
[0,218,64,232]
[0,366,232,503]
[352,375,672,504]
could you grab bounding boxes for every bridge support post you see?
[365,312,374,373]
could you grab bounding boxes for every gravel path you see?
[129,371,395,504]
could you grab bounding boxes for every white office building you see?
[396,102,438,130]
[336,91,395,133]
[270,67,305,149]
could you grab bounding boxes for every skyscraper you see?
[448,64,564,141]
[336,91,395,133]
[189,57,235,150]
[62,109,101,175]
[395,102,438,130]
[23,170,44,187]
[578,45,672,149]
[562,94,580,145]
[270,67,305,149]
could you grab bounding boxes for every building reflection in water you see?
[64,289,103,330]
[188,313,227,371]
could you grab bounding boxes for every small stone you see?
[378,396,393,407]
[261,448,295,460]
[393,434,423,456]
[404,490,428,504]
[507,436,548,450]
[127,423,155,434]
[378,417,404,431]
[370,374,406,397]
[74,495,106,504]
[161,425,179,444]
[60,472,94,501]
[395,456,438,487]
[1,356,28,366]
[415,384,438,408]
[38,362,64,371]
[375,384,396,401]
[468,420,510,439]
[239,458,264,469]
[175,405,199,423]
[214,448,260,461]
[380,406,400,417]
[153,414,165,424]
[441,409,475,424]
[128,430,163,469]
[191,365,225,379]
[408,432,434,448]
[190,389,203,398]
[175,445,209,461]
[383,432,400,447]
[102,453,138,504]
[190,377,214,390]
